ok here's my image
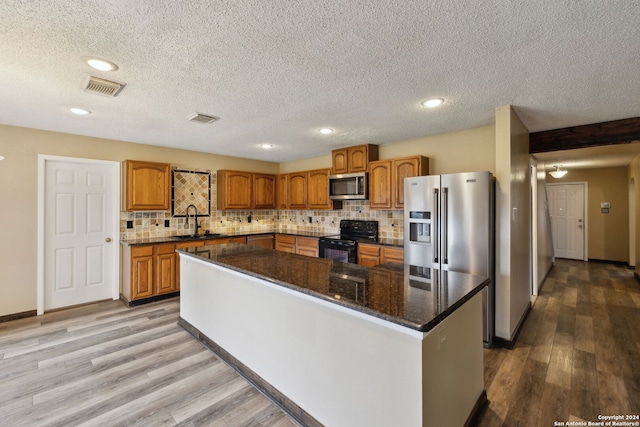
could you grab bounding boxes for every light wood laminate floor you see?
[1,259,638,426]
[0,299,296,427]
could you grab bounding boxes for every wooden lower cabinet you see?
[296,236,319,257]
[123,236,248,304]
[357,243,381,267]
[381,247,404,264]
[156,243,178,295]
[357,243,404,267]
[275,234,296,253]
[129,245,154,299]
[275,234,318,257]
[124,244,175,302]
[247,234,275,249]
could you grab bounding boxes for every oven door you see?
[319,239,357,264]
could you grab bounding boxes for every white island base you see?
[179,254,486,427]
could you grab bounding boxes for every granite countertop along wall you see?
[121,230,320,246]
[178,243,488,332]
[121,231,404,247]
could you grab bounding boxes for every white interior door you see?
[546,183,585,260]
[44,159,117,310]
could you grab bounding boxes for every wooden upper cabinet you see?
[253,173,276,209]
[349,144,378,172]
[288,172,308,209]
[217,170,252,210]
[307,168,339,210]
[368,155,428,210]
[123,160,171,211]
[331,144,379,174]
[392,156,429,209]
[332,148,349,174]
[218,170,277,210]
[276,174,288,209]
[368,160,392,209]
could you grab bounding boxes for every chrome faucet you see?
[185,204,199,236]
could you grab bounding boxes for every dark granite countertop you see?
[120,233,240,246]
[178,243,488,332]
[121,230,342,246]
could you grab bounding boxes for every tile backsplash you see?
[120,169,404,240]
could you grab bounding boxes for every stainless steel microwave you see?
[328,172,367,200]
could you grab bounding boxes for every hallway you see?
[479,259,640,426]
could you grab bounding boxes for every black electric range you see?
[318,220,379,263]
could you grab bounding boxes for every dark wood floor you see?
[479,259,640,426]
[1,259,638,426]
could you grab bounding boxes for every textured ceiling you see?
[1,1,639,163]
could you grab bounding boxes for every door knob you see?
[105,237,112,242]
[578,225,583,229]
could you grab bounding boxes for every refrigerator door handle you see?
[433,188,439,263]
[442,187,448,265]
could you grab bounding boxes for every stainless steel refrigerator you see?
[404,171,495,346]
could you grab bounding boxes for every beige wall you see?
[279,125,496,174]
[0,124,278,317]
[494,106,531,341]
[550,166,629,262]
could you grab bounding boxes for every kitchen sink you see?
[173,233,227,240]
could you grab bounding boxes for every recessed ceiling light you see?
[69,108,91,115]
[259,144,274,149]
[0,156,4,161]
[421,98,444,108]
[83,56,119,72]
[318,128,334,135]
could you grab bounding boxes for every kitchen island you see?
[177,244,488,427]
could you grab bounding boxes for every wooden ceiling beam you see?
[529,117,640,153]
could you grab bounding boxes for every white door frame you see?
[37,155,121,315]
[530,159,538,296]
[546,181,589,262]
[630,178,636,267]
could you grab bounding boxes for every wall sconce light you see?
[548,165,568,179]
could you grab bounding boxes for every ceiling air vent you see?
[83,76,125,97]
[187,112,219,124]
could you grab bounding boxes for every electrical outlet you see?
[164,220,170,227]
[126,220,133,229]
[308,216,312,223]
